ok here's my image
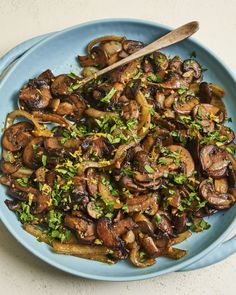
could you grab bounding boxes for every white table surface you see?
[0,0,236,294]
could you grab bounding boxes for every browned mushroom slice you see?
[199,179,235,209]
[141,235,162,258]
[167,145,195,177]
[129,241,155,267]
[121,100,139,121]
[37,69,54,85]
[119,176,145,193]
[169,56,183,74]
[5,199,21,212]
[174,96,199,115]
[90,41,123,68]
[0,160,20,175]
[113,218,136,236]
[159,74,189,89]
[133,150,151,173]
[172,213,187,233]
[153,52,169,71]
[96,218,121,248]
[126,194,158,215]
[200,144,230,178]
[86,168,99,197]
[214,178,228,194]
[135,177,162,191]
[110,60,139,83]
[219,126,235,144]
[33,192,50,214]
[86,202,99,219]
[56,102,74,116]
[2,122,33,152]
[82,137,109,159]
[153,213,173,236]
[19,80,52,110]
[23,137,43,168]
[198,82,212,103]
[51,74,74,96]
[192,103,224,133]
[133,213,155,236]
[122,40,144,55]
[64,211,96,244]
[67,94,86,120]
[182,59,202,80]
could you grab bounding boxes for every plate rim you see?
[0,17,236,281]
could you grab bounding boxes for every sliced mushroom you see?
[169,56,183,74]
[5,199,21,212]
[133,213,155,236]
[172,213,187,233]
[113,217,136,236]
[167,145,195,177]
[2,122,33,152]
[200,144,230,178]
[219,126,235,144]
[67,94,86,120]
[192,103,225,133]
[153,213,173,236]
[19,79,52,110]
[141,235,161,258]
[153,52,169,71]
[122,40,144,55]
[51,74,74,96]
[121,100,139,121]
[182,59,202,80]
[159,74,189,89]
[199,179,235,209]
[64,211,96,244]
[23,137,43,168]
[129,241,155,268]
[126,194,158,215]
[198,82,212,103]
[37,69,54,85]
[86,168,99,197]
[96,218,122,248]
[174,96,199,115]
[214,178,228,194]
[119,176,145,193]
[33,192,50,214]
[110,60,139,83]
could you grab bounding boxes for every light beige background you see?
[0,0,236,294]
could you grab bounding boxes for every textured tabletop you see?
[0,0,236,294]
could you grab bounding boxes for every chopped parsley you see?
[16,177,29,187]
[42,155,47,166]
[144,164,155,174]
[147,74,162,83]
[100,87,116,103]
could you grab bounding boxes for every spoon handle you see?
[82,21,199,85]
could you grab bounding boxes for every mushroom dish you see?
[1,35,235,268]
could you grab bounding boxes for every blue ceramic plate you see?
[0,19,236,281]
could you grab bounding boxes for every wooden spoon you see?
[80,21,199,85]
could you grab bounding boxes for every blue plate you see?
[0,19,236,281]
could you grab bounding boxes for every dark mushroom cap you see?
[199,179,235,209]
[19,79,52,110]
[200,144,230,178]
[182,59,202,80]
[51,74,74,96]
[2,122,33,152]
